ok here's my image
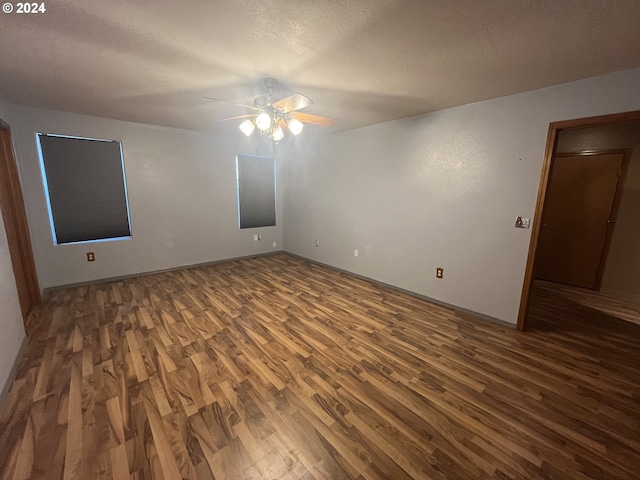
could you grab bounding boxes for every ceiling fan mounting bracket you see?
[264,77,277,90]
[263,78,277,106]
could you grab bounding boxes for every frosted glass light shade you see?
[288,118,304,135]
[239,119,255,136]
[256,112,271,131]
[272,125,284,141]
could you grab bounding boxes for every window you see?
[236,154,276,229]
[36,133,132,244]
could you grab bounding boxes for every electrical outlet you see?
[253,234,258,241]
[315,240,319,247]
[436,267,443,279]
[87,252,95,262]
[354,249,359,257]
[273,241,277,248]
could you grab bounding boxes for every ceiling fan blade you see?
[203,96,260,111]
[274,93,313,113]
[213,114,257,123]
[292,112,336,126]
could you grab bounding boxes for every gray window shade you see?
[38,134,131,244]
[237,154,276,229]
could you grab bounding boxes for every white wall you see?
[557,124,640,296]
[6,105,284,289]
[283,68,640,325]
[0,100,27,400]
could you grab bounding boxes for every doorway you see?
[535,150,629,289]
[0,120,41,324]
[517,110,640,331]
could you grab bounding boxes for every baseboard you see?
[0,335,28,411]
[283,251,516,330]
[44,250,284,295]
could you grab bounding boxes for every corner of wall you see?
[0,102,29,404]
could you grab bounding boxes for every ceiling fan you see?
[204,78,336,141]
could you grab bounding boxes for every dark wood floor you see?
[1,253,639,479]
[532,280,640,327]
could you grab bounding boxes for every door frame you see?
[0,119,41,323]
[517,110,640,331]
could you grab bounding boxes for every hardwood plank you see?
[1,254,639,479]
[62,360,82,480]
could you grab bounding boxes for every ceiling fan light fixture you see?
[255,112,271,131]
[205,79,334,139]
[239,119,255,136]
[287,118,304,135]
[271,125,284,142]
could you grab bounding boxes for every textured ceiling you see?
[2,0,640,136]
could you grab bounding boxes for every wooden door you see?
[535,152,628,289]
[0,123,41,321]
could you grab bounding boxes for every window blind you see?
[37,134,131,244]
